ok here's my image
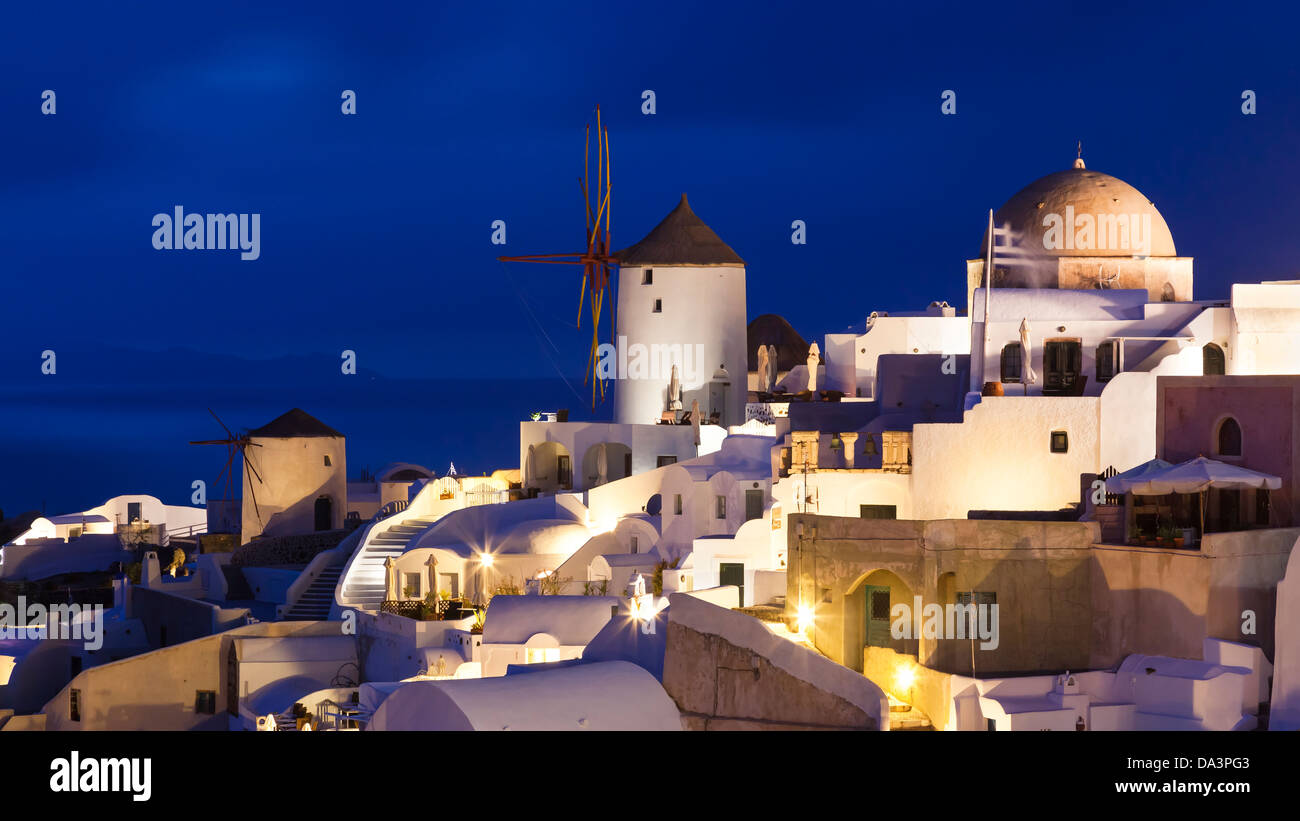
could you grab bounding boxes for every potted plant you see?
[1157,521,1180,547]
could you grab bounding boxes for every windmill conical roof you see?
[615,194,744,267]
[249,408,344,438]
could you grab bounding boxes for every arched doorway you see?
[1203,343,1226,376]
[531,442,573,493]
[582,442,632,488]
[314,496,332,531]
[844,569,915,670]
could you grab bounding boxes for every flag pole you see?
[984,209,994,391]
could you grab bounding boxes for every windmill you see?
[189,408,265,529]
[499,105,618,407]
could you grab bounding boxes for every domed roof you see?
[981,158,1176,258]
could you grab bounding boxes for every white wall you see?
[911,397,1099,519]
[615,264,747,427]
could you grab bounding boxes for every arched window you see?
[1217,417,1242,457]
[1000,343,1022,383]
[1203,343,1225,376]
[1161,282,1175,302]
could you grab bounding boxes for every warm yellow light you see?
[795,605,815,633]
[895,664,916,694]
[479,553,495,567]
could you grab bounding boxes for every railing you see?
[371,499,409,524]
[380,599,472,621]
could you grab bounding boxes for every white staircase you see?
[283,565,345,621]
[337,516,440,611]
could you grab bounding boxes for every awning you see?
[1116,456,1281,496]
[1105,458,1174,494]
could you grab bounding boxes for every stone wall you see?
[231,529,347,567]
[662,593,887,730]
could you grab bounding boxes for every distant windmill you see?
[499,105,618,407]
[189,408,265,527]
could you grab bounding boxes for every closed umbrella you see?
[691,399,701,447]
[806,342,821,394]
[756,345,770,393]
[1019,318,1037,390]
[767,345,778,392]
[668,364,683,411]
[596,442,608,486]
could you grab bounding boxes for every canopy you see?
[1117,456,1281,496]
[1104,458,1174,494]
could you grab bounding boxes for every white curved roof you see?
[367,661,682,731]
[482,595,621,645]
[378,462,434,482]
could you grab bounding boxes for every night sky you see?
[2,2,1299,512]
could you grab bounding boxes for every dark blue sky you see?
[3,2,1300,512]
[5,2,1300,377]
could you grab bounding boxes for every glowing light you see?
[795,604,815,633]
[895,663,917,694]
[479,553,495,568]
[588,516,617,535]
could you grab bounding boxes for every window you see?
[70,689,81,722]
[673,494,683,515]
[642,268,653,285]
[324,455,332,467]
[1203,343,1226,376]
[1217,417,1242,457]
[630,536,638,555]
[653,298,662,313]
[1044,340,1083,394]
[127,502,142,524]
[195,690,217,714]
[1096,341,1118,382]
[656,455,677,467]
[525,647,560,664]
[1000,344,1022,383]
[715,495,727,519]
[860,504,897,520]
[1050,431,1069,453]
[402,573,421,599]
[956,591,997,607]
[68,526,82,540]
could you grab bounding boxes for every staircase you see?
[283,565,345,621]
[338,517,440,611]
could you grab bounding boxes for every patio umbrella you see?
[756,345,770,393]
[1122,457,1281,495]
[669,364,683,411]
[691,399,701,447]
[1104,458,1174,494]
[1120,456,1281,537]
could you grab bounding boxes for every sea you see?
[0,347,610,518]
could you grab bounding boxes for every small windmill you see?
[189,408,265,528]
[499,105,618,407]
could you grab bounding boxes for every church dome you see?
[980,158,1176,259]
